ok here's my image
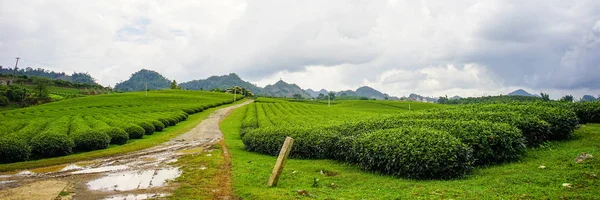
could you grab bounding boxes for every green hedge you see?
[349,128,474,179]
[0,137,31,163]
[243,126,337,159]
[568,102,600,124]
[334,119,526,165]
[30,132,74,157]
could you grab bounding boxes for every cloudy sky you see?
[1,0,599,99]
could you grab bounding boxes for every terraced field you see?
[0,90,241,163]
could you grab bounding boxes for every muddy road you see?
[0,100,251,200]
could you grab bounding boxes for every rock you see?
[292,171,297,174]
[574,153,594,163]
[562,183,572,188]
[538,165,546,169]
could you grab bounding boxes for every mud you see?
[0,100,251,200]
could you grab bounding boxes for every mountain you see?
[114,69,171,91]
[355,86,386,100]
[179,73,263,93]
[406,93,438,102]
[263,80,312,98]
[450,95,463,100]
[0,66,98,85]
[305,88,328,97]
[507,89,537,97]
[581,95,598,102]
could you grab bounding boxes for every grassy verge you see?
[169,145,225,200]
[222,104,599,199]
[0,99,248,172]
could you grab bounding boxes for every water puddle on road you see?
[87,168,180,191]
[102,193,168,200]
[60,164,85,172]
[71,165,129,175]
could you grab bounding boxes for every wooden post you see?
[267,137,294,187]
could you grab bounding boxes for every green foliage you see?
[30,132,74,157]
[70,117,110,151]
[114,69,171,91]
[540,92,550,101]
[0,137,31,163]
[349,128,474,179]
[0,90,238,163]
[443,95,542,104]
[560,95,574,103]
[568,102,600,123]
[0,95,8,106]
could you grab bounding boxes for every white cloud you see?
[1,0,599,98]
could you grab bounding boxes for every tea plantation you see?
[0,90,241,163]
[240,98,600,179]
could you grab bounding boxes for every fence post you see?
[267,137,294,187]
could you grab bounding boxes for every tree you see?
[559,95,574,103]
[170,80,180,89]
[438,95,449,104]
[540,92,550,102]
[328,91,336,100]
[33,78,51,98]
[292,93,302,99]
[317,93,325,100]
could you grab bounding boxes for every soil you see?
[0,100,251,200]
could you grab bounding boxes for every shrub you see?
[103,127,129,145]
[243,126,338,159]
[350,128,474,179]
[137,121,156,135]
[151,120,165,132]
[0,137,31,163]
[30,132,74,157]
[0,95,9,106]
[71,130,110,151]
[335,119,526,165]
[569,102,600,124]
[123,124,145,139]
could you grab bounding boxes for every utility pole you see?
[13,57,20,78]
[145,82,148,97]
[234,87,237,102]
[328,94,331,107]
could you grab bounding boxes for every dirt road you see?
[0,100,251,200]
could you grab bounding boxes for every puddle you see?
[0,180,15,185]
[88,168,180,191]
[61,164,85,172]
[16,170,35,176]
[72,165,129,175]
[103,193,168,200]
[30,164,67,174]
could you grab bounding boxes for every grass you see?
[221,104,600,199]
[0,99,248,172]
[169,146,225,200]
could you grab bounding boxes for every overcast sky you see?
[1,0,599,99]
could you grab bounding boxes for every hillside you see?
[263,80,312,98]
[179,73,263,94]
[507,89,539,97]
[114,69,170,92]
[581,95,598,102]
[305,88,328,97]
[0,66,97,85]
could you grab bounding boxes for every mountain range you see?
[507,89,541,97]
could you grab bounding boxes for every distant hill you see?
[507,89,538,97]
[581,95,598,102]
[355,86,386,99]
[450,95,463,100]
[407,93,438,102]
[305,88,328,97]
[114,69,170,92]
[0,66,98,85]
[179,73,263,93]
[263,80,312,98]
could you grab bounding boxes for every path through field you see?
[0,100,251,200]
